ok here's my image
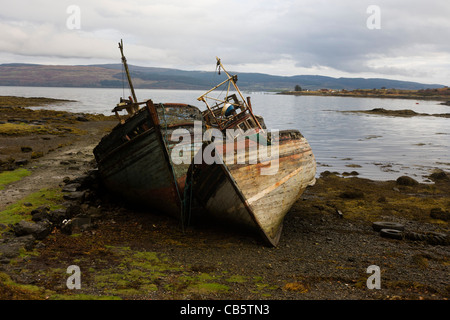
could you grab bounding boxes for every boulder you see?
[31,206,50,222]
[0,235,35,260]
[63,191,86,201]
[396,176,419,186]
[48,209,68,225]
[13,220,52,240]
[430,208,450,221]
[428,169,449,182]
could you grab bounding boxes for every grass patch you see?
[90,246,235,298]
[0,272,49,299]
[93,247,183,297]
[0,122,86,136]
[0,123,48,135]
[0,188,64,227]
[0,168,31,190]
[226,275,247,283]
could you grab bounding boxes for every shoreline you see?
[0,97,448,300]
[278,88,450,103]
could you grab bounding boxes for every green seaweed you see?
[0,168,31,190]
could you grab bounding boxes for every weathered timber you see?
[94,100,204,217]
[188,130,316,246]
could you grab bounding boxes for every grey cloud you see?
[0,0,449,84]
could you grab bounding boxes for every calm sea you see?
[1,86,449,182]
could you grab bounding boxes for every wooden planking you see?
[95,101,204,218]
[190,129,316,246]
[99,127,181,216]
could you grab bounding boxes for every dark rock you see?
[65,204,82,218]
[62,183,81,193]
[8,119,29,123]
[61,216,92,235]
[20,146,33,153]
[61,220,73,235]
[31,206,50,222]
[396,176,419,186]
[339,190,364,199]
[428,169,449,181]
[0,235,35,259]
[13,220,52,240]
[76,115,89,122]
[430,208,450,221]
[63,191,85,201]
[48,209,68,225]
[15,159,28,166]
[68,172,97,190]
[73,216,92,231]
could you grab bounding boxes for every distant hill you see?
[0,63,445,91]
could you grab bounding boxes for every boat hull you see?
[188,129,316,246]
[94,100,203,218]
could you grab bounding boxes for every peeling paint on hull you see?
[94,100,204,218]
[188,129,316,246]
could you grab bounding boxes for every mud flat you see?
[0,97,449,301]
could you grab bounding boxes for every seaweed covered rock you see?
[396,176,419,186]
[428,169,449,182]
[430,208,450,221]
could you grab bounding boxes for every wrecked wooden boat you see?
[185,58,316,246]
[93,40,204,218]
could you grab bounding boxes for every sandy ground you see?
[0,97,448,301]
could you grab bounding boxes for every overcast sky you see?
[1,0,449,85]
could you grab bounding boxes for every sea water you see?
[1,86,449,182]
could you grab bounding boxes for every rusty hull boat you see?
[93,41,203,218]
[186,58,316,246]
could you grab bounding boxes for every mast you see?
[118,39,138,104]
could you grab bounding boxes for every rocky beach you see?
[0,96,448,301]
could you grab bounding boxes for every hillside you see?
[0,63,445,91]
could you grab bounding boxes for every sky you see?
[1,0,449,86]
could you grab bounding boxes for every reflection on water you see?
[1,86,449,182]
